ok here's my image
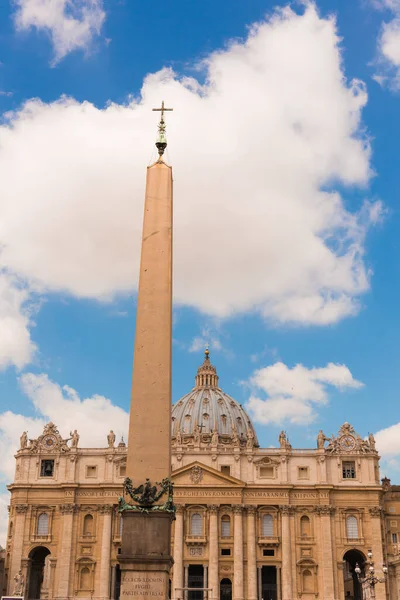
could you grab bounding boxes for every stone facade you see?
[3,357,393,600]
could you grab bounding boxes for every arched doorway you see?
[343,550,366,600]
[220,578,232,600]
[27,546,50,600]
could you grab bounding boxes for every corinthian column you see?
[173,505,185,600]
[9,504,28,593]
[280,506,293,600]
[208,505,219,600]
[318,506,335,600]
[369,506,386,600]
[233,505,244,600]
[246,507,257,600]
[56,504,77,600]
[99,505,113,600]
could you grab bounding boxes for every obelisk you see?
[118,103,174,600]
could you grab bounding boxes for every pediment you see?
[172,461,245,487]
[253,456,280,466]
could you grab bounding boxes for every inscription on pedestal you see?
[121,572,168,600]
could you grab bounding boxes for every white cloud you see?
[13,0,106,64]
[0,372,128,544]
[0,273,36,370]
[375,422,400,457]
[0,2,381,372]
[375,0,400,88]
[245,361,363,425]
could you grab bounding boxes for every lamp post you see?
[354,549,388,599]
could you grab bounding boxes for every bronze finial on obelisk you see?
[118,104,174,600]
[152,100,173,159]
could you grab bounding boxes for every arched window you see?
[80,567,91,590]
[221,515,231,537]
[302,569,313,593]
[37,513,49,535]
[83,514,94,536]
[300,515,311,537]
[8,521,13,537]
[191,513,202,536]
[262,514,273,537]
[346,515,359,539]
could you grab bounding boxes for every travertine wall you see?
[4,420,391,600]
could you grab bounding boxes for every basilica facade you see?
[4,352,393,600]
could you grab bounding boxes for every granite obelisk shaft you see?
[119,157,173,600]
[126,160,173,483]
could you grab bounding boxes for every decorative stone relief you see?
[99,504,113,514]
[60,504,78,514]
[279,505,294,515]
[190,466,203,484]
[189,547,203,556]
[369,506,383,517]
[15,504,28,514]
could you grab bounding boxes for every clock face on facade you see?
[42,434,57,449]
[339,435,356,451]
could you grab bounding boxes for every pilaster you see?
[279,505,293,600]
[233,505,244,600]
[246,507,257,600]
[208,505,219,600]
[56,504,78,600]
[173,505,185,600]
[99,504,113,600]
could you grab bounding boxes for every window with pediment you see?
[191,513,203,536]
[262,514,273,537]
[37,513,49,536]
[221,515,231,537]
[346,515,359,539]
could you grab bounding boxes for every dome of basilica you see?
[171,350,259,447]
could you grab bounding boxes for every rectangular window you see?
[221,548,231,556]
[392,533,398,543]
[40,460,54,477]
[221,466,231,476]
[260,466,274,478]
[389,507,396,513]
[86,466,97,478]
[298,467,309,480]
[342,461,356,479]
[263,549,274,557]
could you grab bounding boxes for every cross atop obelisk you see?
[118,105,174,600]
[152,100,173,158]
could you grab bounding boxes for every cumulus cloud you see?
[245,361,363,424]
[0,372,128,543]
[375,0,400,88]
[375,422,400,457]
[0,273,36,370]
[13,0,106,64]
[0,3,381,373]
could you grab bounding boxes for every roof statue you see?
[152,100,173,158]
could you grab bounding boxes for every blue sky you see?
[0,0,400,541]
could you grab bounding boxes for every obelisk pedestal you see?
[119,512,172,600]
[118,106,174,600]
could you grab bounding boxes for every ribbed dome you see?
[172,350,258,447]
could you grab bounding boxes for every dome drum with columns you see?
[171,350,259,448]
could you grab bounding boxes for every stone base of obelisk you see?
[119,511,173,600]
